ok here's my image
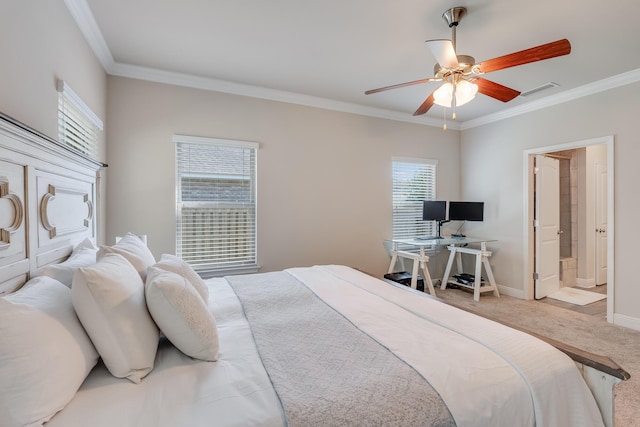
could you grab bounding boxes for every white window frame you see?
[57,80,103,159]
[174,135,259,276]
[391,157,438,239]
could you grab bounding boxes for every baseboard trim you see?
[613,313,640,332]
[497,285,526,299]
[576,278,596,288]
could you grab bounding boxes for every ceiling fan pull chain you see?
[452,85,457,120]
[443,107,447,131]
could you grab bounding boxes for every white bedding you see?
[288,265,604,427]
[48,265,603,427]
[47,278,284,427]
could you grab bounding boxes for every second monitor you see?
[449,201,484,222]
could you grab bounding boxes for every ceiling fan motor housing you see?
[434,54,476,79]
[442,7,467,27]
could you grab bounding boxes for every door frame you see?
[523,135,614,322]
[595,161,608,285]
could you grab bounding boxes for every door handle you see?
[557,230,564,235]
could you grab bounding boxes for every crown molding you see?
[461,68,640,130]
[109,62,452,129]
[64,0,115,71]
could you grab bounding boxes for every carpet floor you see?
[434,286,639,427]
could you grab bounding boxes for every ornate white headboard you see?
[0,113,104,294]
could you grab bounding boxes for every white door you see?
[595,163,608,285]
[535,155,561,299]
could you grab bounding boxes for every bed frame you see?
[451,301,628,427]
[0,112,628,426]
[516,325,629,427]
[0,112,104,294]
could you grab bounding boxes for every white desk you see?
[386,237,500,301]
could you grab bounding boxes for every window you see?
[392,157,437,239]
[57,80,103,159]
[174,135,258,275]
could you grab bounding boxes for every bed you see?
[0,113,628,427]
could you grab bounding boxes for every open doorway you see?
[524,136,614,323]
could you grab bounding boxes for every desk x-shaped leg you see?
[388,244,436,296]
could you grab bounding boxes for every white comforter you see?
[289,265,604,427]
[48,265,603,427]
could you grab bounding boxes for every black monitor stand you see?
[434,219,450,239]
[417,219,449,240]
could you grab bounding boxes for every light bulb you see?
[454,80,478,106]
[433,83,453,107]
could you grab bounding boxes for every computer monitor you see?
[422,200,447,221]
[449,201,484,221]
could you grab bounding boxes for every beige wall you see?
[4,0,639,328]
[105,77,461,277]
[461,82,640,328]
[0,0,108,241]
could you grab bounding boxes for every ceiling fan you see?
[365,6,571,121]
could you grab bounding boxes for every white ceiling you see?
[71,0,640,129]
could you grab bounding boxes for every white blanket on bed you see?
[287,265,604,427]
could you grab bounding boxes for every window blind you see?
[57,80,102,160]
[392,158,437,239]
[175,136,258,275]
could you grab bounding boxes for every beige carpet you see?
[434,287,638,427]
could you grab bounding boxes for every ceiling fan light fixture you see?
[433,80,478,108]
[454,80,478,106]
[433,82,454,107]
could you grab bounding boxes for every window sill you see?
[197,265,261,279]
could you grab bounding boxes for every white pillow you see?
[73,236,98,252]
[35,247,97,287]
[73,252,159,383]
[145,266,219,361]
[97,232,156,281]
[0,277,99,426]
[154,253,209,301]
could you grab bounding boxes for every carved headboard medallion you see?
[0,178,25,249]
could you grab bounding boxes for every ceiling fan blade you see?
[413,91,436,116]
[477,39,571,73]
[473,78,521,102]
[365,78,440,95]
[426,39,459,69]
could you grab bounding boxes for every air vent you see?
[520,82,559,97]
